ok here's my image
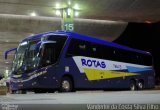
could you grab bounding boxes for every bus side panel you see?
[58,58,113,89]
[58,57,155,90]
[58,57,127,89]
[58,57,96,89]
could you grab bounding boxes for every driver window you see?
[41,43,56,67]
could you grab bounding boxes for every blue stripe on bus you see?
[127,66,152,72]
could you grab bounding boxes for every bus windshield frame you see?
[11,35,67,74]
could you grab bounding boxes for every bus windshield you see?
[12,40,40,74]
[12,41,28,73]
[25,39,41,71]
[11,35,67,74]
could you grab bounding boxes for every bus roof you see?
[22,30,151,55]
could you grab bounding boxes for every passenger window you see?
[67,38,88,57]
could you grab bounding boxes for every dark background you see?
[114,22,160,84]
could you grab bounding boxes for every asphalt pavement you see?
[0,90,160,110]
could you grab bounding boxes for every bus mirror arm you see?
[4,48,17,60]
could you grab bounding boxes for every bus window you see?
[47,35,67,47]
[12,41,28,73]
[24,39,41,71]
[25,35,67,68]
[138,54,152,66]
[39,40,66,67]
[67,38,88,57]
[88,43,103,59]
[40,43,57,67]
[101,45,115,61]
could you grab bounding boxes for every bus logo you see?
[81,58,106,69]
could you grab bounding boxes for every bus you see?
[5,31,155,93]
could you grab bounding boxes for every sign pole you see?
[61,8,74,31]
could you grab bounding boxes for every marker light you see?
[74,4,79,10]
[56,10,61,16]
[30,12,37,16]
[67,8,72,16]
[56,3,60,8]
[75,11,79,17]
[5,69,9,77]
[68,1,71,5]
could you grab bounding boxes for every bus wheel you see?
[60,77,73,92]
[137,80,144,90]
[129,80,136,91]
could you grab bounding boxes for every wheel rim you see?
[130,84,135,91]
[138,82,143,89]
[130,81,136,91]
[62,80,70,91]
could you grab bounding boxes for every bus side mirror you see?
[4,48,17,60]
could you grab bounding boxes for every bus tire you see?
[137,80,144,90]
[129,80,137,91]
[60,77,73,92]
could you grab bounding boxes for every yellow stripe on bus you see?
[83,68,139,81]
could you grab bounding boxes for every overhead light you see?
[30,33,34,36]
[68,1,71,5]
[5,70,9,73]
[56,10,61,16]
[74,4,79,10]
[67,8,72,16]
[5,62,9,64]
[145,21,152,24]
[5,40,9,42]
[5,70,9,77]
[56,3,60,8]
[30,11,37,16]
[75,11,79,17]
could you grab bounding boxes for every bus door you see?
[37,42,58,87]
